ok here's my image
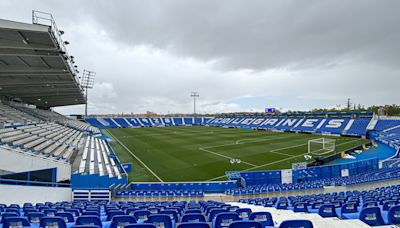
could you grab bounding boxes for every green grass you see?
[104,126,369,182]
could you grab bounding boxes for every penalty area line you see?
[198,147,257,167]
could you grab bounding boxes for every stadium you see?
[0,3,400,228]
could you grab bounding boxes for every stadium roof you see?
[0,16,85,108]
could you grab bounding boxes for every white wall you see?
[0,184,72,205]
[0,146,71,181]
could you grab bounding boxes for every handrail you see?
[32,10,83,92]
[0,178,71,188]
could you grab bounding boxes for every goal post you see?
[308,138,336,156]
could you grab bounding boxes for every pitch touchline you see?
[198,147,257,167]
[106,130,164,182]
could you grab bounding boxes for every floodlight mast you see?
[190,92,199,117]
[81,70,96,117]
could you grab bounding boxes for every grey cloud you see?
[82,0,400,71]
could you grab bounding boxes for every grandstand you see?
[1,11,400,228]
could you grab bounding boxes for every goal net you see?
[308,138,336,156]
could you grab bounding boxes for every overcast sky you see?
[1,0,399,115]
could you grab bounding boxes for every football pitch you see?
[104,126,369,182]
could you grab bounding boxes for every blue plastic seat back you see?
[177,222,210,228]
[214,212,240,228]
[27,212,45,223]
[76,216,102,226]
[226,206,239,212]
[40,216,67,228]
[341,203,358,214]
[235,208,252,219]
[56,212,75,223]
[82,211,100,217]
[44,209,58,217]
[293,202,308,213]
[388,205,400,225]
[362,201,378,209]
[160,210,178,221]
[359,207,385,226]
[277,201,288,209]
[181,213,206,223]
[65,209,80,217]
[126,208,140,216]
[2,217,31,228]
[133,210,151,223]
[1,212,20,223]
[208,209,227,222]
[279,220,313,228]
[110,215,137,228]
[146,214,173,228]
[383,200,398,211]
[185,209,202,214]
[228,221,262,228]
[249,212,274,227]
[318,204,337,218]
[5,208,20,216]
[124,224,156,228]
[106,211,125,221]
[70,225,100,228]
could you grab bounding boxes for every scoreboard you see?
[265,108,275,113]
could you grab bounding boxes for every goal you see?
[308,138,336,156]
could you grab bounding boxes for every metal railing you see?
[32,10,83,91]
[0,178,70,188]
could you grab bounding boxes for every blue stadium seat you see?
[228,221,262,228]
[70,225,100,228]
[124,224,156,228]
[82,211,101,217]
[75,216,102,227]
[340,203,359,219]
[159,210,179,223]
[177,222,210,228]
[1,212,20,223]
[358,207,385,226]
[279,220,313,228]
[185,209,202,214]
[387,205,400,225]
[208,209,227,222]
[44,209,58,217]
[5,208,20,215]
[318,204,337,218]
[110,215,137,228]
[2,217,30,228]
[249,212,274,227]
[133,210,151,223]
[56,212,75,223]
[293,202,308,213]
[181,213,206,223]
[235,208,252,219]
[146,214,173,228]
[106,211,125,221]
[39,216,67,228]
[27,212,45,223]
[213,212,240,228]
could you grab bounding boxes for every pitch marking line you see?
[106,129,164,182]
[206,138,364,181]
[270,143,308,152]
[198,147,257,167]
[204,135,297,149]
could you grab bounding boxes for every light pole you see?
[190,92,199,117]
[81,70,96,117]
